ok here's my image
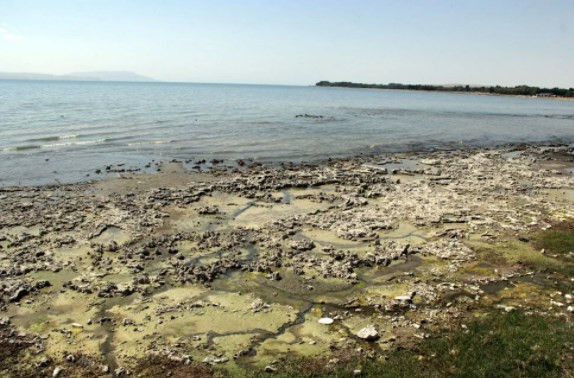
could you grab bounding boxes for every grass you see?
[466,238,561,272]
[467,229,574,278]
[531,224,574,280]
[534,227,574,256]
[241,311,574,378]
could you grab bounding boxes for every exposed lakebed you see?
[1,145,574,376]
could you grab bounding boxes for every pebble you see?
[319,317,334,325]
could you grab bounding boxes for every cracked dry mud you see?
[1,145,574,376]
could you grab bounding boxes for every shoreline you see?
[3,140,573,190]
[315,82,574,101]
[328,86,574,102]
[1,143,574,376]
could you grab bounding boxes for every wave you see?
[3,145,42,152]
[42,139,108,148]
[127,140,175,147]
[2,139,109,152]
[24,134,79,142]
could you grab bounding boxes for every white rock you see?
[394,295,412,302]
[319,317,334,325]
[357,325,379,341]
[264,365,277,373]
[420,158,440,165]
[495,304,516,312]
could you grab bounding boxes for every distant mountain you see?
[0,71,156,82]
[69,71,155,82]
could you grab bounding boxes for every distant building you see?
[536,93,557,97]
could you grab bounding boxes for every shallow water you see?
[1,80,574,186]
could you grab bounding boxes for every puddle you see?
[30,269,79,290]
[377,223,428,244]
[501,150,524,160]
[0,225,42,238]
[248,306,341,365]
[541,188,574,203]
[232,199,328,228]
[93,226,132,245]
[300,228,366,249]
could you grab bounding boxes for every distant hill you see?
[69,71,155,82]
[0,71,156,82]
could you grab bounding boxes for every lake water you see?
[1,80,573,186]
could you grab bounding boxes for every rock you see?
[9,287,29,302]
[264,365,277,373]
[420,158,440,166]
[53,367,63,377]
[295,114,323,119]
[394,295,412,303]
[357,325,379,341]
[567,306,574,313]
[496,304,516,312]
[203,356,229,364]
[251,298,271,313]
[362,164,388,174]
[198,206,219,215]
[290,240,315,251]
[319,317,334,325]
[354,369,362,376]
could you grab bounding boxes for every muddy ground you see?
[1,144,574,377]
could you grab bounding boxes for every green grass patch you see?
[534,229,574,256]
[466,239,562,273]
[240,311,574,378]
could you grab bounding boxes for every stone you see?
[496,304,516,312]
[420,158,440,166]
[319,317,334,325]
[394,295,412,303]
[357,325,379,341]
[264,365,277,373]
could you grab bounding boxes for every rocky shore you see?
[1,144,574,376]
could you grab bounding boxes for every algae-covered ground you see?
[1,145,574,377]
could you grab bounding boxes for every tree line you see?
[316,81,574,98]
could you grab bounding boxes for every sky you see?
[0,0,573,87]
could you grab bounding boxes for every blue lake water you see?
[1,80,573,186]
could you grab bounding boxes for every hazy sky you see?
[1,0,573,86]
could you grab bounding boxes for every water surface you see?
[1,80,573,186]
